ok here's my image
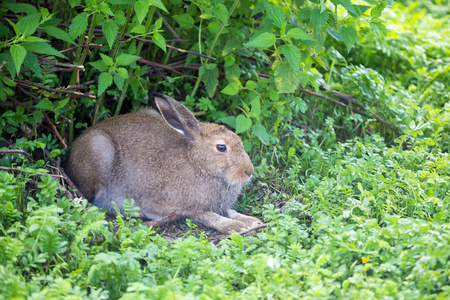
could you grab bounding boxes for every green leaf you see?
[10,45,27,74]
[340,25,357,52]
[148,0,168,13]
[371,0,388,20]
[244,32,276,48]
[99,53,113,66]
[69,0,81,7]
[98,73,113,95]
[311,8,329,30]
[220,116,236,129]
[152,31,166,52]
[212,4,228,25]
[331,0,360,17]
[98,3,114,16]
[327,28,342,41]
[281,44,301,72]
[90,60,108,72]
[250,95,261,117]
[235,115,252,134]
[16,13,41,35]
[134,0,148,24]
[274,61,301,93]
[252,123,270,145]
[44,26,77,46]
[263,0,286,29]
[131,24,146,34]
[0,53,17,77]
[103,19,118,49]
[115,10,127,26]
[4,3,38,14]
[114,73,125,90]
[69,13,89,40]
[154,18,163,30]
[370,20,387,36]
[116,67,128,78]
[23,51,42,78]
[221,82,240,96]
[35,98,53,110]
[116,54,141,66]
[287,28,314,41]
[173,14,194,30]
[203,64,219,98]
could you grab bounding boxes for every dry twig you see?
[0,149,33,163]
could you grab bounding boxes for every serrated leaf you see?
[220,116,236,129]
[98,73,113,95]
[115,10,127,26]
[89,60,108,72]
[287,28,314,41]
[236,115,252,134]
[221,82,240,96]
[23,51,42,78]
[10,45,27,74]
[148,0,168,13]
[99,53,113,66]
[223,39,241,56]
[331,0,360,17]
[369,20,387,36]
[69,13,89,40]
[114,73,125,90]
[103,19,118,49]
[281,44,301,72]
[0,53,16,77]
[16,13,41,35]
[252,123,270,145]
[44,26,77,46]
[311,8,329,30]
[244,32,276,48]
[173,14,194,29]
[263,0,286,29]
[134,0,149,24]
[4,3,38,14]
[340,25,357,52]
[116,53,140,66]
[274,61,301,93]
[212,4,228,25]
[98,3,114,16]
[116,67,128,78]
[69,0,81,7]
[371,0,388,19]
[152,31,166,52]
[250,96,261,116]
[203,64,219,98]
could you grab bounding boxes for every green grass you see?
[1,0,450,299]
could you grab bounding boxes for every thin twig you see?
[39,57,84,69]
[0,149,33,163]
[59,43,102,54]
[14,79,96,99]
[0,60,6,70]
[0,166,65,178]
[43,113,67,149]
[155,9,181,40]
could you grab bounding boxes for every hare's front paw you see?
[194,212,253,233]
[225,209,263,227]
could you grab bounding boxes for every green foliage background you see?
[0,0,449,298]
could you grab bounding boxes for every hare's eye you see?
[216,144,227,152]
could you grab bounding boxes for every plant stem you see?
[190,0,239,98]
[114,7,156,116]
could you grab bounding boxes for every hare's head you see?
[155,94,254,185]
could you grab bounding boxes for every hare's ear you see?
[154,94,200,138]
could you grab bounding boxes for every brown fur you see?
[66,94,262,233]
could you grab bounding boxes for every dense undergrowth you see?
[1,0,450,299]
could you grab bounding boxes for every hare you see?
[66,94,262,233]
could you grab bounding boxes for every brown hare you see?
[67,94,262,233]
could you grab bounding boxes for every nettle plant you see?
[0,0,389,151]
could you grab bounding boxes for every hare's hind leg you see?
[194,211,250,233]
[69,130,115,211]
